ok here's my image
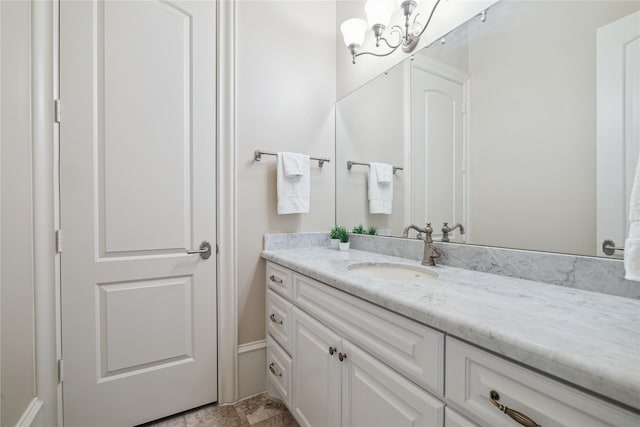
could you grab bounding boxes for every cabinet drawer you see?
[266,261,293,300]
[445,337,640,427]
[294,272,444,396]
[266,335,292,408]
[266,289,293,354]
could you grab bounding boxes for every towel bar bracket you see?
[602,239,624,256]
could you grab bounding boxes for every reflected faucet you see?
[441,222,465,242]
[402,223,440,266]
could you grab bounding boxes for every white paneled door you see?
[596,11,640,258]
[60,1,217,426]
[412,60,466,242]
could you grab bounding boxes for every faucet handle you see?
[441,222,452,242]
[441,222,465,242]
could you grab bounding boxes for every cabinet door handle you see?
[329,346,337,355]
[269,275,283,284]
[269,313,283,325]
[489,390,540,427]
[269,363,282,377]
[338,352,347,362]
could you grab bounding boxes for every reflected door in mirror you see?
[412,58,467,243]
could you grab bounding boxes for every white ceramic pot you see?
[339,241,350,251]
[330,238,340,249]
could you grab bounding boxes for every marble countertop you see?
[261,247,640,411]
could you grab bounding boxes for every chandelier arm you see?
[379,35,402,49]
[354,46,401,60]
[413,0,442,38]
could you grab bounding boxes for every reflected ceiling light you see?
[340,0,442,64]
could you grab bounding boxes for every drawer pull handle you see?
[489,390,540,427]
[269,313,283,325]
[269,275,283,284]
[269,363,282,377]
[338,352,347,362]
[329,346,337,355]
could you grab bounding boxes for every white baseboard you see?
[16,398,43,427]
[237,339,267,400]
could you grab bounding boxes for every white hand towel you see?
[372,162,393,184]
[277,152,310,214]
[282,152,306,177]
[368,163,393,214]
[625,152,640,281]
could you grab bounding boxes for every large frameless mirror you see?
[335,0,640,258]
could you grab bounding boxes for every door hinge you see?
[55,229,63,253]
[54,99,61,123]
[57,359,64,383]
[216,243,219,254]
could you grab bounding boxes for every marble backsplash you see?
[264,232,330,250]
[264,232,639,298]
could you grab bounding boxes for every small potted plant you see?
[367,226,378,236]
[352,224,366,234]
[329,225,341,249]
[336,226,350,251]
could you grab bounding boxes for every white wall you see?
[0,1,37,425]
[336,60,407,235]
[235,0,336,397]
[336,0,497,99]
[467,0,640,255]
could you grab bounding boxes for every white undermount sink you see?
[347,263,438,280]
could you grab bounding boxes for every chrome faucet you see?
[402,223,440,266]
[441,222,465,242]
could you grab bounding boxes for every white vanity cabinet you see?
[265,260,640,427]
[266,261,446,427]
[290,307,445,427]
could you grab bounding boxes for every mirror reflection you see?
[335,0,640,257]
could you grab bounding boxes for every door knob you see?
[187,241,212,260]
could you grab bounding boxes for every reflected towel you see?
[368,163,393,214]
[625,152,640,281]
[372,162,393,184]
[277,152,310,214]
[282,152,307,177]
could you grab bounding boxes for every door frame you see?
[32,2,239,426]
[217,0,239,405]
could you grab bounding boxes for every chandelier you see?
[340,0,442,64]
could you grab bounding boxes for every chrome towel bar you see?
[347,160,403,174]
[602,239,624,256]
[254,150,330,167]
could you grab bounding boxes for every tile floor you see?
[140,393,298,427]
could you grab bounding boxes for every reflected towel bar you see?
[347,160,403,174]
[254,150,330,167]
[602,239,624,256]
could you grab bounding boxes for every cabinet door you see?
[292,308,342,427]
[445,408,479,427]
[341,340,445,427]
